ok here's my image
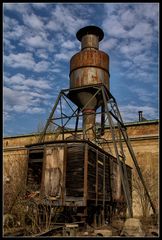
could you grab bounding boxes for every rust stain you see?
[70,48,109,90]
[70,50,109,72]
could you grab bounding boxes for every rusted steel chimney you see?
[138,111,143,122]
[138,111,147,122]
[69,26,110,140]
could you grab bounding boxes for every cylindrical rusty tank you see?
[70,26,110,90]
[69,26,110,140]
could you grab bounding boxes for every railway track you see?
[34,225,64,236]
[34,221,86,237]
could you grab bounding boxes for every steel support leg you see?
[101,86,133,218]
[107,90,156,215]
[38,92,62,143]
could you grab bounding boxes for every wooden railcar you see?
[26,140,132,225]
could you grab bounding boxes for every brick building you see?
[3,119,159,216]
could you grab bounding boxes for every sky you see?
[3,3,159,136]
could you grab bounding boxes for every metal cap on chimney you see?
[76,26,104,50]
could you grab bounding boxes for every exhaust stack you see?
[69,26,110,140]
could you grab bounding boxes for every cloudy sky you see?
[3,3,159,136]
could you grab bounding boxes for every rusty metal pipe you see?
[83,109,96,140]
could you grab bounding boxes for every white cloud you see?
[4,15,18,31]
[35,60,50,72]
[61,40,75,49]
[36,49,48,59]
[3,38,15,52]
[121,60,132,68]
[4,14,53,53]
[12,85,30,91]
[4,3,16,11]
[31,3,47,9]
[3,80,52,117]
[19,31,54,52]
[50,68,61,73]
[4,16,27,43]
[23,12,44,30]
[120,40,145,56]
[101,3,158,89]
[5,15,44,45]
[4,3,31,14]
[26,107,45,114]
[100,38,118,50]
[4,52,35,69]
[128,22,153,39]
[3,3,159,135]
[55,53,69,61]
[4,52,51,72]
[120,9,136,28]
[120,104,158,122]
[102,3,157,49]
[23,35,47,48]
[13,105,28,112]
[133,53,152,65]
[24,78,51,89]
[128,87,157,103]
[30,92,51,99]
[120,66,154,83]
[46,20,61,31]
[55,50,75,61]
[4,86,32,107]
[135,3,159,23]
[7,73,52,90]
[103,3,119,16]
[50,4,89,34]
[102,16,126,37]
[3,111,11,121]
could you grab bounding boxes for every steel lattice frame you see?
[38,83,156,217]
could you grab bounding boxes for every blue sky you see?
[3,3,159,136]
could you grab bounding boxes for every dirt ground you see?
[76,216,159,237]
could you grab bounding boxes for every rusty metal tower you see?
[38,26,156,217]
